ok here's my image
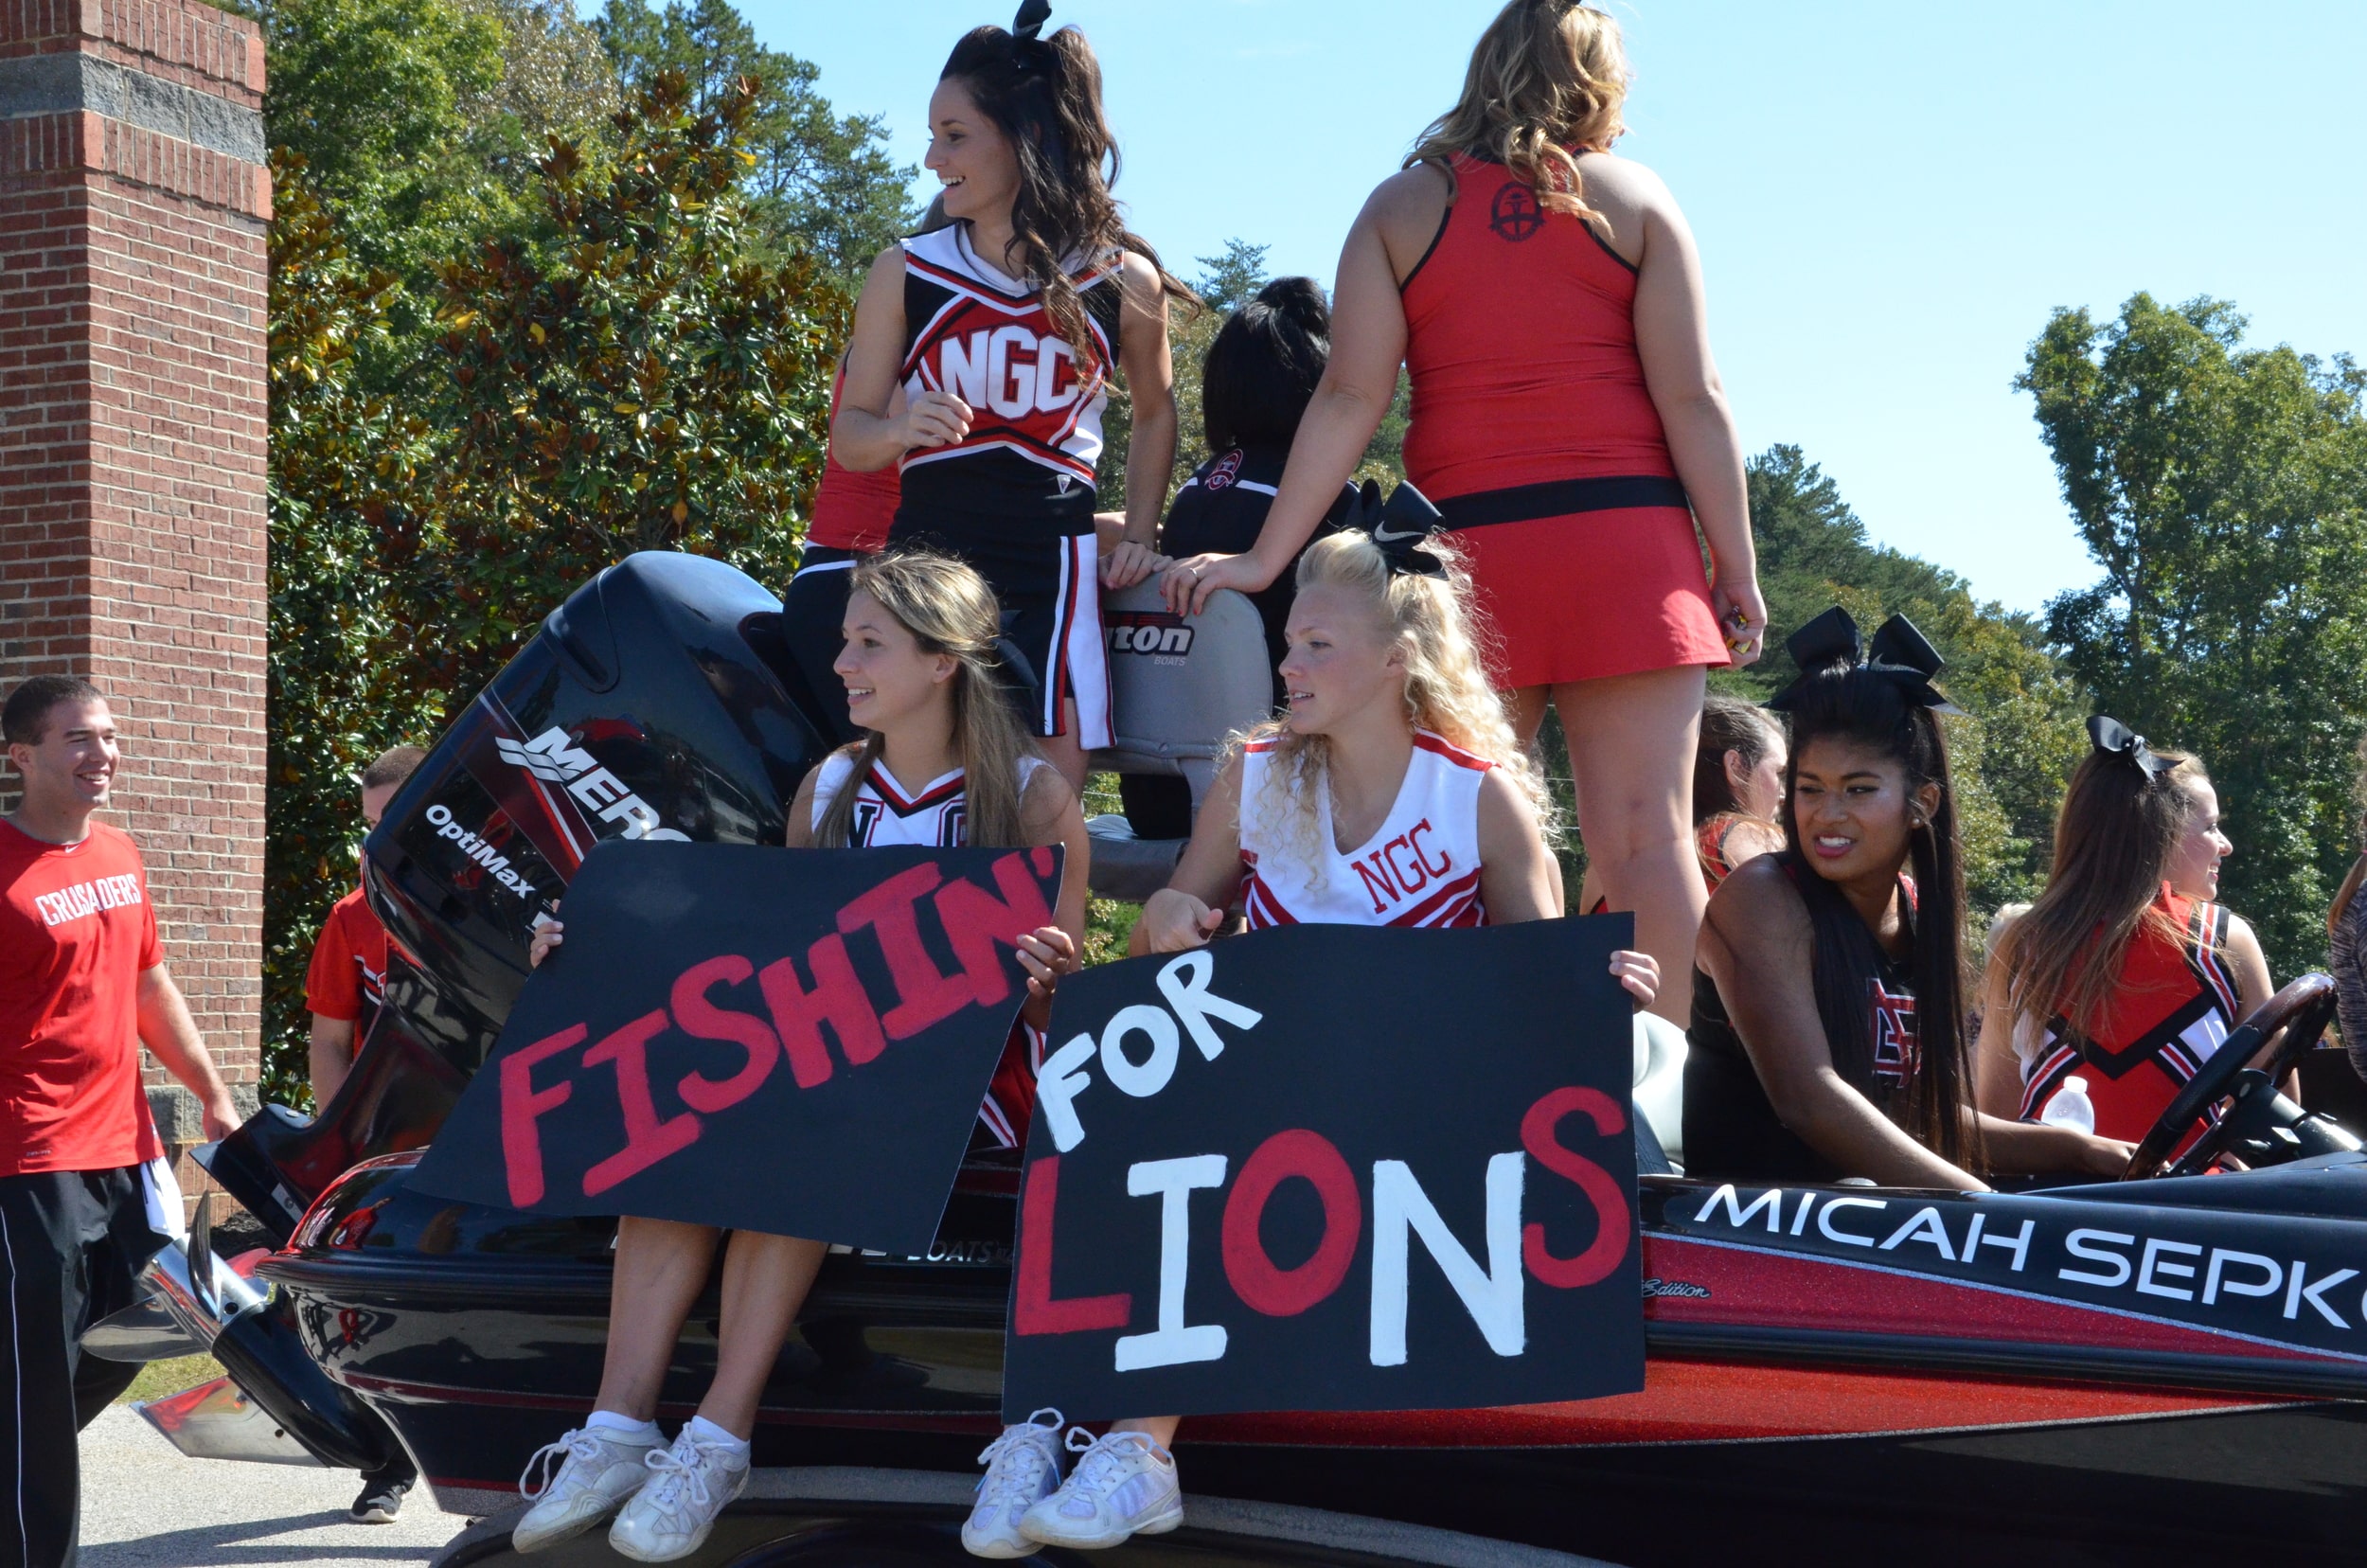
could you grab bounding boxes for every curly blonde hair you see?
[1407,0,1630,230]
[1242,530,1555,858]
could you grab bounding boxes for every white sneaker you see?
[1020,1429,1183,1549]
[607,1426,751,1562]
[961,1409,1067,1559]
[511,1423,661,1553]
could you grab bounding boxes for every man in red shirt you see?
[1,674,244,1568]
[304,745,422,1109]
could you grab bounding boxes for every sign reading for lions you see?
[412,842,1061,1256]
[1004,918,1646,1420]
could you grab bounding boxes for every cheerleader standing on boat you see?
[833,0,1191,792]
[957,518,1659,1559]
[511,551,1088,1564]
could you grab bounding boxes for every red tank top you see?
[1399,153,1680,503]
[810,363,898,553]
[2017,887,2241,1146]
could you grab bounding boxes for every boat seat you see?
[1633,1010,1686,1172]
[1086,580,1273,901]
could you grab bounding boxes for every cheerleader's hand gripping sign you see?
[412,841,1063,1256]
[1006,916,1646,1420]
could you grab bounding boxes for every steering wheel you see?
[2121,973,2338,1180]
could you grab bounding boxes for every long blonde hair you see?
[813,550,1044,850]
[1244,530,1553,853]
[1405,0,1630,228]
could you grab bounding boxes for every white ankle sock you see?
[586,1410,660,1440]
[685,1415,750,1456]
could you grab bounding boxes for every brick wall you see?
[0,0,268,1155]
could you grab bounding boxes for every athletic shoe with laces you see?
[1019,1429,1184,1549]
[961,1409,1067,1559]
[511,1423,661,1553]
[607,1426,751,1562]
[348,1472,410,1523]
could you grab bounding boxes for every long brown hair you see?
[1405,0,1630,228]
[938,12,1192,375]
[812,550,1043,851]
[1694,694,1783,826]
[1993,738,2207,1059]
[2332,731,2367,933]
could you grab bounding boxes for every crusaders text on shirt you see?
[0,819,168,1175]
[1237,732,1491,930]
[897,225,1124,527]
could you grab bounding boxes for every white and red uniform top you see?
[810,750,1056,1149]
[1237,732,1491,931]
[897,226,1123,527]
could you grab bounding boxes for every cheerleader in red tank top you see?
[1161,5,1765,1030]
[1975,718,2273,1153]
[785,359,901,743]
[961,520,1662,1563]
[829,6,1188,789]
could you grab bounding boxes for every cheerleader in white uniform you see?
[960,517,1658,1559]
[516,550,1087,1563]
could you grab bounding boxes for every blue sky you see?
[756,1,2367,615]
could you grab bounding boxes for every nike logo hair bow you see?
[1768,605,1962,714]
[1345,480,1450,579]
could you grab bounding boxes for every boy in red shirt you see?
[1,675,243,1568]
[303,745,422,1109]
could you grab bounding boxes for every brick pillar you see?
[0,0,270,1161]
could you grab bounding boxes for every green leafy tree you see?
[404,71,844,709]
[261,153,445,1101]
[593,0,915,278]
[2021,294,2367,974]
[1193,239,1269,315]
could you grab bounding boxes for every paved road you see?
[81,1406,467,1568]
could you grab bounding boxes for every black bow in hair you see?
[1344,480,1449,579]
[2088,714,2175,779]
[1767,606,1962,714]
[1009,0,1054,70]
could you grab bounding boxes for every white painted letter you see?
[1155,951,1263,1061]
[1100,1005,1181,1098]
[1035,1035,1096,1151]
[1369,1154,1526,1366]
[1113,1155,1229,1371]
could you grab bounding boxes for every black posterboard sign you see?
[1002,917,1645,1420]
[411,841,1061,1256]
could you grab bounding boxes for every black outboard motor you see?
[205,551,831,1236]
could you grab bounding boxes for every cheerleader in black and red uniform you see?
[1975,719,2276,1152]
[833,1,1192,792]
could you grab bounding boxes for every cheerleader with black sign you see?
[958,499,1658,1559]
[515,551,1087,1562]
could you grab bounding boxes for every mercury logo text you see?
[494,726,689,843]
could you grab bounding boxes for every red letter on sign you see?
[934,850,1059,1008]
[1221,1129,1361,1317]
[500,1024,586,1207]
[1521,1087,1632,1288]
[582,1010,701,1197]
[1014,1155,1132,1335]
[839,864,972,1038]
[758,934,886,1086]
[672,955,781,1114]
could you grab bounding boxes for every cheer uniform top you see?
[2016,887,2243,1147]
[889,225,1125,747]
[1163,444,1359,704]
[1697,811,1771,893]
[1683,861,1922,1183]
[1237,732,1491,930]
[1399,154,1726,689]
[810,751,1055,1148]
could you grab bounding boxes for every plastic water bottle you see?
[2040,1075,2096,1134]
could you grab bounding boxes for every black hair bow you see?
[1013,0,1050,38]
[1344,480,1449,579]
[2088,714,2175,778]
[1767,605,1962,714]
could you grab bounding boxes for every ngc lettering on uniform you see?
[922,327,1084,418]
[31,873,144,929]
[1352,818,1453,916]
